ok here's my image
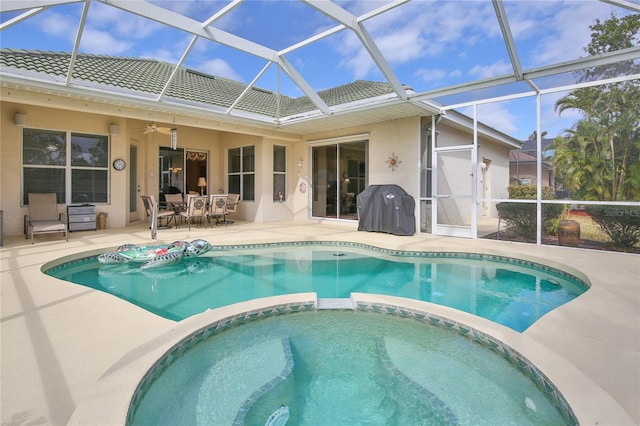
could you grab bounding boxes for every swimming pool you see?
[45,241,588,332]
[127,310,575,425]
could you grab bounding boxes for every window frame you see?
[273,145,287,202]
[228,145,255,201]
[21,127,110,206]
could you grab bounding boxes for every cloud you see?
[469,60,513,79]
[198,58,242,81]
[79,28,133,55]
[38,11,77,40]
[506,2,618,67]
[475,102,521,135]
[332,1,499,81]
[87,2,161,39]
[415,68,448,84]
[414,68,461,87]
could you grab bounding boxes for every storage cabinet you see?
[67,205,96,232]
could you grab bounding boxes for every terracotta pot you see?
[558,219,580,247]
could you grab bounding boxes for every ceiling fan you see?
[144,123,172,135]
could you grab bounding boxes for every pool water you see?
[46,242,588,331]
[128,311,570,425]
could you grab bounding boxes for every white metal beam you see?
[0,0,80,13]
[599,0,640,13]
[202,0,244,27]
[492,0,523,79]
[281,0,409,55]
[0,7,45,30]
[96,0,332,115]
[157,35,199,102]
[226,61,273,115]
[302,0,408,100]
[279,56,331,115]
[65,0,89,87]
[411,45,640,103]
[98,0,276,61]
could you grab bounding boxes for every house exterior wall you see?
[1,96,514,237]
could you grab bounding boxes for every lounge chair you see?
[208,194,229,226]
[25,193,68,244]
[141,195,175,228]
[180,195,208,230]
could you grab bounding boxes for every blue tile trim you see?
[44,241,590,290]
[377,338,459,424]
[232,337,294,425]
[126,300,578,426]
[125,300,316,425]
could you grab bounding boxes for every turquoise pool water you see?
[128,310,573,425]
[45,242,588,331]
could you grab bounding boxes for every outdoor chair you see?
[164,193,186,214]
[25,193,68,244]
[208,194,229,226]
[225,193,239,224]
[141,195,175,228]
[180,195,208,230]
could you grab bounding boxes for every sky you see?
[1,0,636,140]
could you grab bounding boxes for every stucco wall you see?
[2,98,513,237]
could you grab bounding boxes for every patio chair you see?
[180,195,208,230]
[225,193,239,224]
[208,194,228,227]
[25,193,68,244]
[164,193,186,214]
[141,195,175,228]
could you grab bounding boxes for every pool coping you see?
[67,293,633,426]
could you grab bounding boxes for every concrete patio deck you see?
[1,220,638,425]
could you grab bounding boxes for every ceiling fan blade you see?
[157,128,172,136]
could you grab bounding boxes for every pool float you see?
[97,239,211,269]
[265,405,289,426]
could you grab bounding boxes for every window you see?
[273,145,286,201]
[22,129,109,205]
[228,146,254,201]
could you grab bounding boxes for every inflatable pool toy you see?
[97,239,211,269]
[265,405,289,426]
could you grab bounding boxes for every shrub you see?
[507,185,555,200]
[585,205,640,249]
[497,186,563,240]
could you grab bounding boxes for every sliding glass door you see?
[311,140,367,220]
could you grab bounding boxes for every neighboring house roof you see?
[509,150,553,169]
[519,138,555,152]
[1,49,401,120]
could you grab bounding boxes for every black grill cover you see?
[357,185,415,236]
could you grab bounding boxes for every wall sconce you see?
[109,124,119,135]
[297,159,303,168]
[15,113,27,127]
[171,128,177,150]
[197,177,207,195]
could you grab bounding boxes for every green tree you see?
[553,13,640,201]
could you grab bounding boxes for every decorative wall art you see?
[386,152,402,171]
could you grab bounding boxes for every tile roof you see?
[0,49,397,118]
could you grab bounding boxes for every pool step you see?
[317,298,354,310]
